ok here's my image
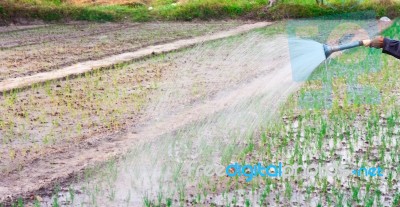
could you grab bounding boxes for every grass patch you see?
[2,0,400,24]
[153,0,268,20]
[0,0,151,23]
[267,1,400,20]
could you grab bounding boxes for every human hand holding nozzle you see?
[363,36,400,59]
[362,36,384,48]
[324,36,399,59]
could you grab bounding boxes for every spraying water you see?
[289,37,365,82]
[37,32,302,206]
[288,38,327,82]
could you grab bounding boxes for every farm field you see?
[0,21,241,80]
[0,20,276,204]
[1,21,293,206]
[51,19,400,207]
[0,7,399,207]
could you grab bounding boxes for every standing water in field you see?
[288,38,327,81]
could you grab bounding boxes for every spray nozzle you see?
[323,41,364,58]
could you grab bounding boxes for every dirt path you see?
[0,22,272,93]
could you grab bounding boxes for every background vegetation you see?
[0,0,400,24]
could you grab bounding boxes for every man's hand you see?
[362,36,384,48]
[362,39,372,47]
[371,36,384,48]
[370,36,383,48]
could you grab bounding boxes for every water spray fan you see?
[323,40,364,58]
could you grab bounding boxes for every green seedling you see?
[351,184,360,203]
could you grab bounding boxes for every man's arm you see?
[382,38,400,59]
[363,36,400,59]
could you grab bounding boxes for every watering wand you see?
[323,40,371,58]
